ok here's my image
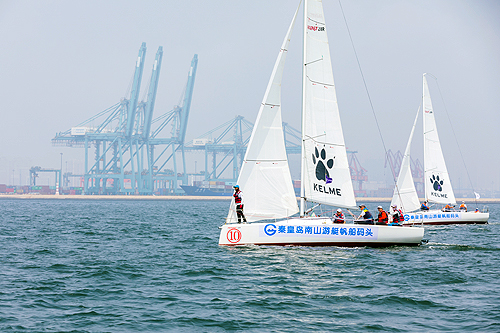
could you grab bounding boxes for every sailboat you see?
[392,74,489,225]
[218,0,424,246]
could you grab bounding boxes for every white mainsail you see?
[301,0,356,210]
[226,4,300,223]
[423,74,456,205]
[391,108,421,212]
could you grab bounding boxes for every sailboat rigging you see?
[392,74,489,225]
[219,0,424,246]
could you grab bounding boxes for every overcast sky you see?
[0,0,499,193]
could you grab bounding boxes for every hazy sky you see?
[0,0,499,193]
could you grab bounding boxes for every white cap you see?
[377,206,383,209]
[337,208,342,212]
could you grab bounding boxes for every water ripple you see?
[0,199,499,332]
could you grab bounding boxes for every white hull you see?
[219,217,424,247]
[403,209,489,225]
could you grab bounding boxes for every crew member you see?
[376,206,388,225]
[390,205,404,223]
[459,201,467,212]
[420,201,429,211]
[443,203,453,212]
[333,209,345,224]
[356,204,373,224]
[233,185,247,223]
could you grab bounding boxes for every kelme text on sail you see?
[313,183,341,196]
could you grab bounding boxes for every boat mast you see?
[300,0,307,217]
[422,73,429,203]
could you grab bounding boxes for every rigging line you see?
[338,0,391,175]
[430,74,478,207]
[305,57,324,66]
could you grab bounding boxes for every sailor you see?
[356,204,373,224]
[333,208,345,224]
[390,205,404,223]
[376,206,388,225]
[442,203,453,212]
[475,208,479,213]
[420,200,430,211]
[233,185,247,223]
[459,201,467,212]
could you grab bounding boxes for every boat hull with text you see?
[219,217,424,247]
[403,210,489,225]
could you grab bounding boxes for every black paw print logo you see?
[430,175,444,191]
[312,147,334,183]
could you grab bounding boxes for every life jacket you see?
[460,204,467,211]
[362,209,373,221]
[233,190,242,204]
[334,213,345,223]
[392,209,400,222]
[397,209,404,222]
[378,210,388,223]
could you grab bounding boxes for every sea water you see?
[0,199,499,332]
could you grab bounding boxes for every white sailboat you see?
[219,0,424,246]
[392,74,489,225]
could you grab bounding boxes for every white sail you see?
[391,108,421,212]
[226,4,300,223]
[423,74,456,205]
[301,0,356,209]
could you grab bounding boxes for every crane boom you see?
[178,54,198,143]
[126,42,147,137]
[143,46,163,139]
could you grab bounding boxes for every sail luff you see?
[226,3,301,223]
[423,74,456,205]
[391,107,421,212]
[300,0,308,217]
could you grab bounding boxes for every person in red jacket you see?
[376,206,388,225]
[233,185,247,223]
[333,209,345,224]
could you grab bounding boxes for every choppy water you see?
[0,199,499,332]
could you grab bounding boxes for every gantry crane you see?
[52,43,198,195]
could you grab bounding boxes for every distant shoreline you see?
[0,194,498,204]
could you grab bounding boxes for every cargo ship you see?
[180,180,235,196]
[180,180,301,197]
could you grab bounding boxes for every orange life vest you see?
[378,210,388,223]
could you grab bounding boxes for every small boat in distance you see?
[219,0,424,247]
[392,74,489,225]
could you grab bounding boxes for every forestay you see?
[226,4,300,223]
[423,74,456,205]
[391,108,421,212]
[301,0,356,209]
